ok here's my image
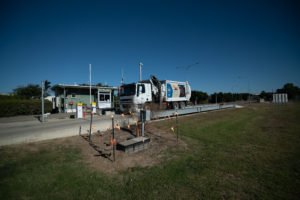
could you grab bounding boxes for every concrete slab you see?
[117,136,150,154]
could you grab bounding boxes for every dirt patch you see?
[5,123,187,174]
[75,124,187,174]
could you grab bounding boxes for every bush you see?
[0,99,52,117]
[190,90,209,104]
[0,94,24,101]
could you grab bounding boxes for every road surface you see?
[0,114,138,146]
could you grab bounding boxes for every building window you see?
[105,94,110,101]
[71,93,76,98]
[100,94,104,101]
[99,93,110,102]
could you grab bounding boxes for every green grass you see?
[1,104,300,199]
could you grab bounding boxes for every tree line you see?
[0,81,52,117]
[191,83,300,104]
[7,82,300,103]
[2,81,299,109]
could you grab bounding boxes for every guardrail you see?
[151,104,236,119]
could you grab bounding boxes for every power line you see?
[176,61,200,71]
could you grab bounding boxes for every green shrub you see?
[0,94,24,101]
[0,99,52,117]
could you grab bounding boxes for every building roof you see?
[51,84,117,90]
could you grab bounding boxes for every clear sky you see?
[0,0,299,94]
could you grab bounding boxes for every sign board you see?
[167,83,186,98]
[76,103,83,118]
[92,102,97,113]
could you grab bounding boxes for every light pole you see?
[139,62,143,81]
[89,64,92,105]
[238,76,251,104]
[248,79,250,104]
[231,85,238,102]
[41,80,44,123]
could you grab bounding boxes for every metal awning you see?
[51,84,117,90]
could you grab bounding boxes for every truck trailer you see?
[119,75,191,112]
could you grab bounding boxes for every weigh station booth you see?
[51,84,117,114]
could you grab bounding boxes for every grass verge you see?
[1,103,300,199]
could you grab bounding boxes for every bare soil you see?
[8,122,187,174]
[76,124,187,174]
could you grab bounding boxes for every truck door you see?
[145,84,152,102]
[136,83,152,104]
[137,84,146,104]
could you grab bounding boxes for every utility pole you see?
[238,76,250,104]
[41,80,44,123]
[89,64,92,104]
[139,62,143,81]
[121,68,124,85]
[248,79,250,104]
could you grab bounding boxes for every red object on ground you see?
[110,136,116,147]
[69,102,74,105]
[83,111,86,118]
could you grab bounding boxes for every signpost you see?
[41,80,50,123]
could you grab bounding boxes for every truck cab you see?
[120,83,152,112]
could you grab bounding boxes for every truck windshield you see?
[120,84,136,96]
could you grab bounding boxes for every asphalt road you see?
[0,115,137,146]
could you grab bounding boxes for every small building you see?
[51,84,117,113]
[273,93,288,104]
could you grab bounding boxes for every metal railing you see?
[151,104,235,119]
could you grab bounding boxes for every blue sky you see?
[0,0,299,94]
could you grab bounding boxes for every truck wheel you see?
[172,102,179,110]
[180,102,186,109]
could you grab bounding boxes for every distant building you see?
[273,93,288,104]
[51,84,117,113]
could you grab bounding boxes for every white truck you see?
[119,75,191,112]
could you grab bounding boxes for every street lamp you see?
[238,76,251,104]
[231,84,238,102]
[139,62,143,81]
